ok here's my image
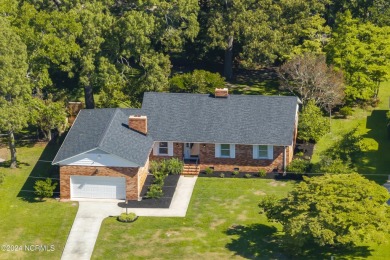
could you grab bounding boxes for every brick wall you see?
[198,144,289,173]
[60,165,139,200]
[149,142,183,161]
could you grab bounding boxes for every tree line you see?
[1,0,390,167]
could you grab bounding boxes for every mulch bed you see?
[121,174,180,209]
[198,171,274,179]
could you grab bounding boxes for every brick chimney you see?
[128,115,147,135]
[215,88,229,98]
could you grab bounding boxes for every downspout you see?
[283,146,287,176]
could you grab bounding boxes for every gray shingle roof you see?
[142,92,299,146]
[52,108,154,166]
[53,92,299,166]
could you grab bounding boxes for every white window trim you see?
[153,142,174,156]
[215,144,235,158]
[253,145,273,160]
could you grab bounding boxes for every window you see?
[220,144,230,157]
[258,145,268,158]
[215,144,235,158]
[158,142,168,155]
[253,145,273,159]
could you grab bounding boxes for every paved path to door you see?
[61,176,197,260]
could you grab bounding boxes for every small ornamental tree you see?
[259,174,390,250]
[34,178,57,201]
[168,70,225,94]
[298,100,330,143]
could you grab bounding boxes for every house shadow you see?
[360,110,390,183]
[17,138,63,202]
[225,223,373,259]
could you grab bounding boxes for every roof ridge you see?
[97,108,119,148]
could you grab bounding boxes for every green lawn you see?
[0,143,77,260]
[93,178,390,259]
[312,81,390,184]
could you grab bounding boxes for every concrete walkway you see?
[128,175,197,217]
[61,176,197,260]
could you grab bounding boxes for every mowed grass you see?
[93,177,390,259]
[312,81,390,184]
[93,178,293,259]
[0,143,77,260]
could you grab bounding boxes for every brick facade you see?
[149,142,183,161]
[60,165,140,200]
[149,142,294,173]
[198,143,289,173]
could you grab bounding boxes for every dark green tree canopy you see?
[259,174,390,250]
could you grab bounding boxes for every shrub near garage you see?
[34,178,57,201]
[117,212,137,223]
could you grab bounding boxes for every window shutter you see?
[252,145,258,159]
[168,142,174,156]
[268,145,274,159]
[230,144,235,158]
[215,144,220,158]
[153,142,159,156]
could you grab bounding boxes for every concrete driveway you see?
[61,176,197,260]
[61,201,122,260]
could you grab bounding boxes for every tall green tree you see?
[200,0,330,79]
[0,17,31,168]
[327,12,390,104]
[298,100,330,143]
[259,174,390,250]
[30,96,68,141]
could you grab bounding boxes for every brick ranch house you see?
[52,88,300,201]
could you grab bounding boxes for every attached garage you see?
[70,176,126,200]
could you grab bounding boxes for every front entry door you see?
[184,143,192,159]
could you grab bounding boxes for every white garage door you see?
[70,176,126,199]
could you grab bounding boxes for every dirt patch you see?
[268,180,287,187]
[237,210,248,221]
[0,147,8,161]
[210,219,226,230]
[253,190,267,196]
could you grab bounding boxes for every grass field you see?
[312,81,390,184]
[0,143,77,260]
[93,177,390,259]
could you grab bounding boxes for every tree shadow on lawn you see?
[225,223,373,259]
[17,139,62,203]
[359,110,390,183]
[229,68,289,96]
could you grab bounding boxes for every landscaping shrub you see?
[244,173,251,178]
[286,159,311,174]
[146,184,163,199]
[153,173,166,186]
[149,160,160,174]
[220,173,225,178]
[258,169,267,177]
[232,170,239,176]
[339,107,353,118]
[117,212,137,223]
[166,158,184,175]
[313,156,355,174]
[168,70,225,94]
[34,178,57,200]
[205,167,214,175]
